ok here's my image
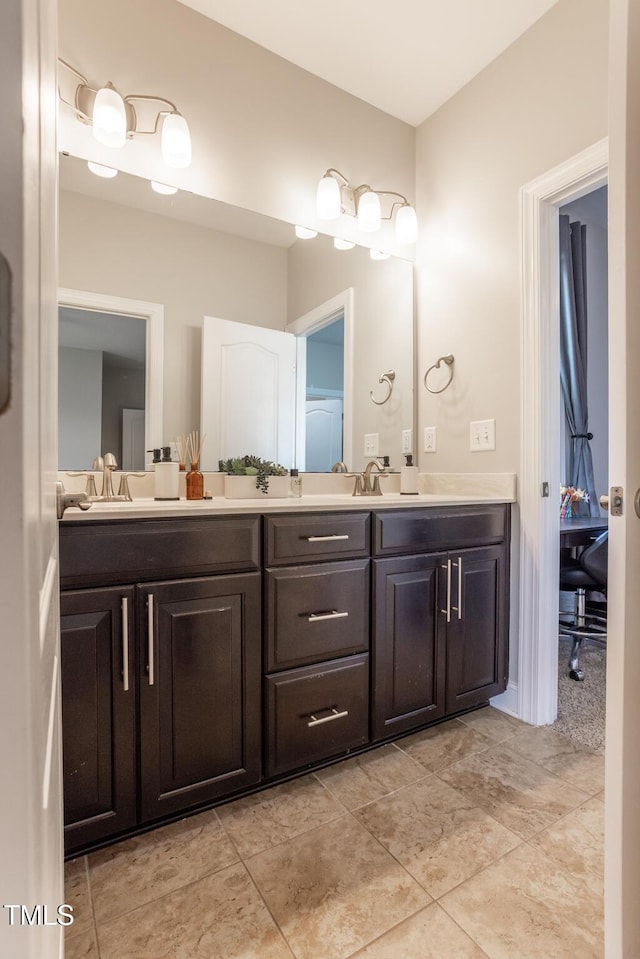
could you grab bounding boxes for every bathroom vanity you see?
[59,497,510,855]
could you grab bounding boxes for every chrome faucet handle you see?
[346,473,365,496]
[66,471,98,497]
[369,473,390,496]
[117,472,146,501]
[56,481,92,519]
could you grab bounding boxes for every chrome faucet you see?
[362,459,388,496]
[331,461,349,473]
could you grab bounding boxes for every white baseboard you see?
[490,681,520,719]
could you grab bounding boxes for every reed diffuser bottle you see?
[186,430,204,500]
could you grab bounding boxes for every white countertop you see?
[61,489,515,521]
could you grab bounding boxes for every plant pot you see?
[223,475,290,499]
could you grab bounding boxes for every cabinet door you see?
[372,554,446,741]
[444,544,509,713]
[60,587,136,853]
[139,573,261,821]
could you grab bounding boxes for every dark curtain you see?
[559,214,599,516]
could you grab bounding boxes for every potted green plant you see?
[219,455,289,497]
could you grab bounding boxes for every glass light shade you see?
[87,161,118,179]
[334,237,355,250]
[151,181,178,195]
[295,225,318,239]
[370,249,390,260]
[92,85,127,148]
[395,204,418,244]
[162,112,192,168]
[316,174,341,220]
[357,190,382,232]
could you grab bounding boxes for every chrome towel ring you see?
[424,354,454,394]
[370,370,395,405]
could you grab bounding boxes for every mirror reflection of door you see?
[304,317,344,471]
[58,306,146,469]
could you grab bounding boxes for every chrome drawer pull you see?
[440,559,452,623]
[147,593,155,687]
[307,707,349,728]
[121,596,130,692]
[306,534,350,542]
[308,610,349,623]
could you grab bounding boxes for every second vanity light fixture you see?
[58,59,192,169]
[316,168,418,244]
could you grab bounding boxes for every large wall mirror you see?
[58,153,414,472]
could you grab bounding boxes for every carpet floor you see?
[554,637,606,752]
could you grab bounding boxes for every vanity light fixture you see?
[333,237,356,251]
[370,249,390,261]
[294,225,318,239]
[58,59,192,169]
[151,181,178,195]
[87,160,118,178]
[316,168,417,244]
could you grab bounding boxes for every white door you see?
[605,1,640,952]
[200,317,296,471]
[305,399,343,472]
[0,2,63,958]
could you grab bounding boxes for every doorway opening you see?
[514,137,608,728]
[555,184,608,751]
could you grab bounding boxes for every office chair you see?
[559,530,608,681]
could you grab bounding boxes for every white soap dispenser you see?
[152,446,180,501]
[400,453,419,495]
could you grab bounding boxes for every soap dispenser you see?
[150,446,180,500]
[400,453,419,495]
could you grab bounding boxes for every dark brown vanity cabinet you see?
[372,506,509,741]
[59,517,262,854]
[60,586,136,852]
[264,513,371,777]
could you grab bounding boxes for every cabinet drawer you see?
[266,560,369,671]
[266,655,369,777]
[264,512,370,566]
[373,505,508,557]
[59,516,260,588]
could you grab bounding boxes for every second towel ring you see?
[424,354,455,394]
[370,370,395,405]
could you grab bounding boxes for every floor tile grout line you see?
[89,843,243,932]
[240,861,300,959]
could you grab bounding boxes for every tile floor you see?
[64,707,604,959]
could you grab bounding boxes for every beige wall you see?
[59,190,288,443]
[58,0,415,257]
[415,0,609,475]
[288,238,414,471]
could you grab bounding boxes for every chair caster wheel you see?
[569,669,585,682]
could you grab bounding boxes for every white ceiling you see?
[177,0,559,126]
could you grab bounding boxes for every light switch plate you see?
[470,419,496,451]
[401,429,412,454]
[364,433,379,457]
[423,427,437,452]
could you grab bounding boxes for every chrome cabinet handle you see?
[307,707,349,728]
[121,596,130,692]
[306,534,349,542]
[440,559,451,622]
[451,557,463,620]
[147,593,155,686]
[308,610,349,623]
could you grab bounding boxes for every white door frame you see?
[287,288,354,472]
[518,138,608,725]
[58,288,165,455]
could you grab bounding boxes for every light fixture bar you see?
[316,168,417,243]
[57,59,192,169]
